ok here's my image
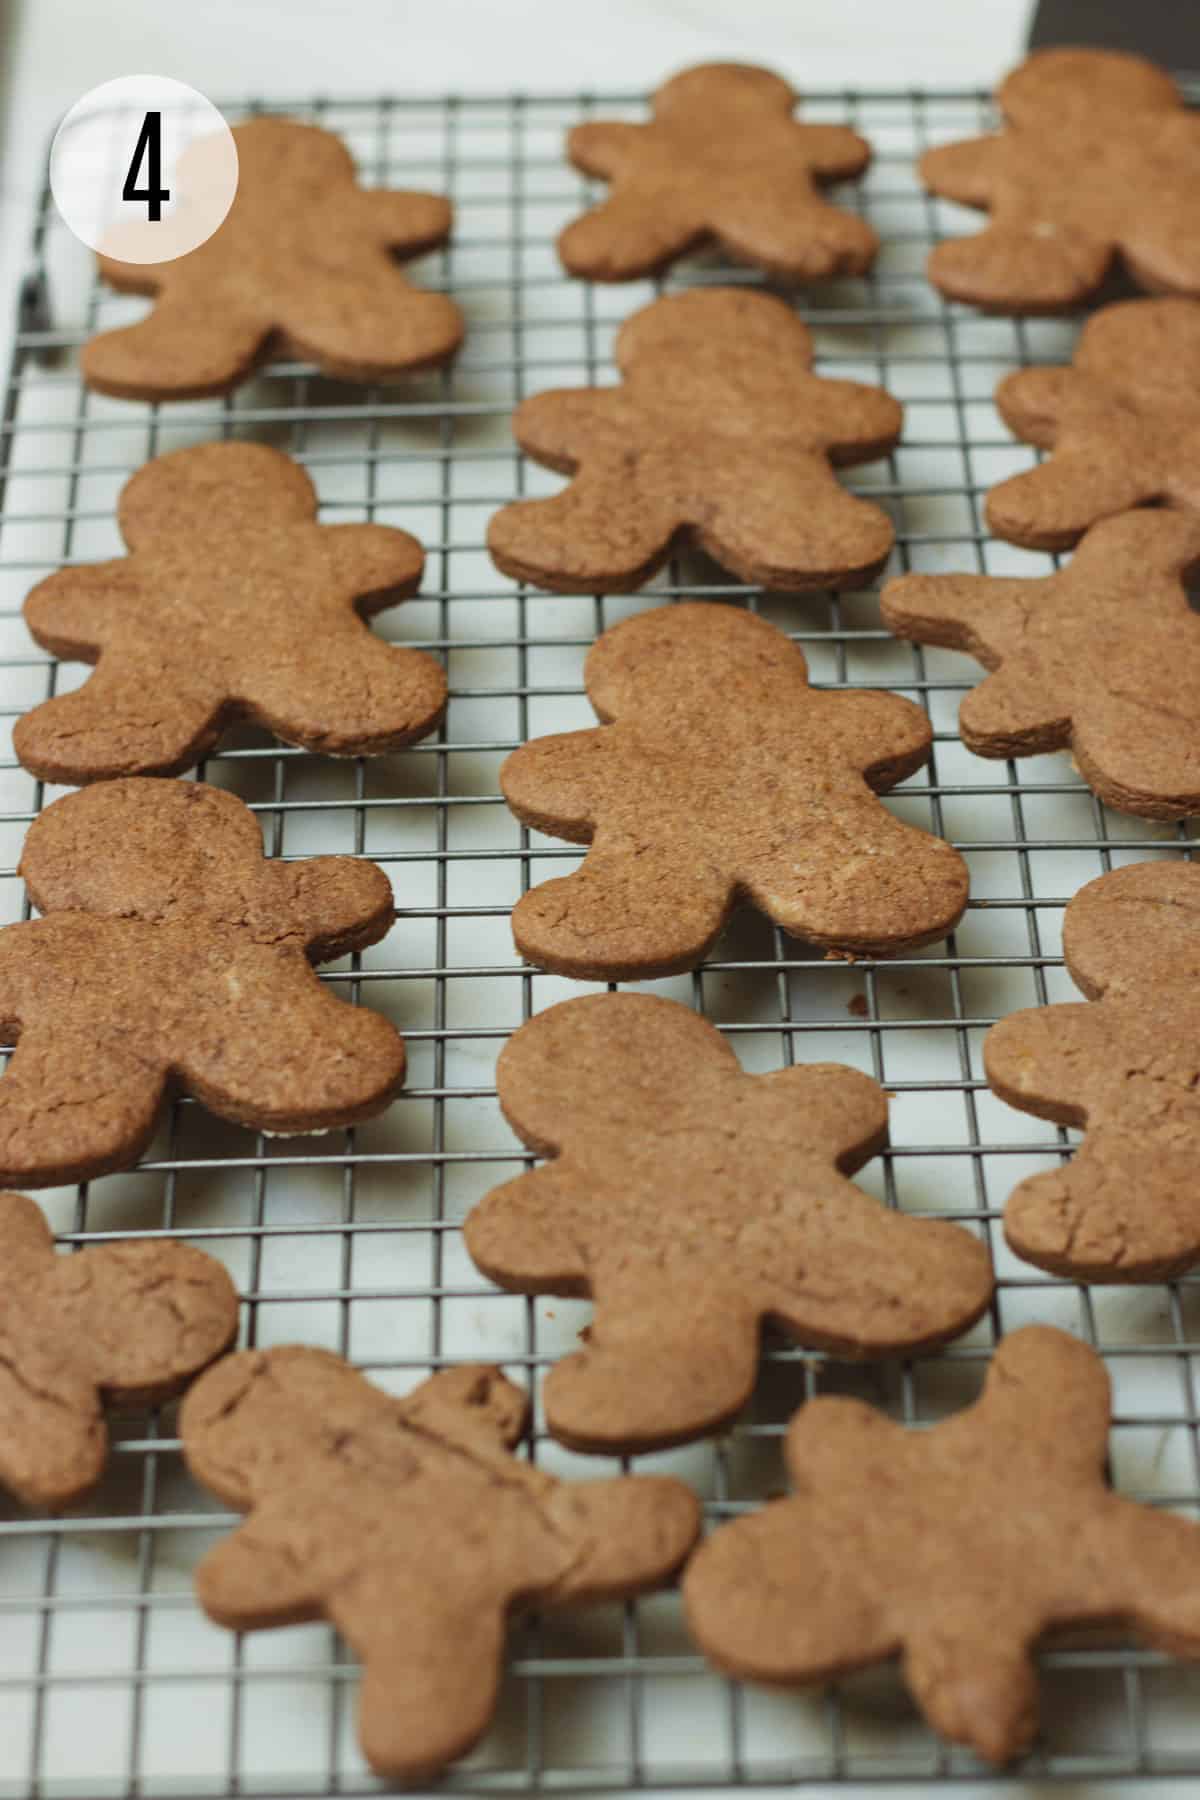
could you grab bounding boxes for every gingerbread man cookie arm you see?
[987,453,1160,552]
[81,282,273,402]
[195,1509,330,1629]
[508,387,633,471]
[918,135,1000,207]
[500,727,619,841]
[351,186,453,256]
[798,379,904,465]
[984,1000,1103,1128]
[565,120,647,179]
[316,522,425,615]
[271,855,396,963]
[464,1164,591,1294]
[809,688,933,789]
[23,560,144,658]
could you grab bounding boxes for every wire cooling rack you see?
[2,80,1200,1799]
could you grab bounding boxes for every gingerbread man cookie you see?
[0,778,405,1187]
[16,441,445,784]
[558,63,878,282]
[987,860,1200,1280]
[0,1190,237,1508]
[501,603,968,979]
[920,50,1200,312]
[466,994,992,1453]
[685,1327,1200,1766]
[881,511,1200,818]
[487,288,902,593]
[985,299,1200,549]
[82,117,463,400]
[181,1350,700,1783]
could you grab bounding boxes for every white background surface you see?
[0,4,1182,1800]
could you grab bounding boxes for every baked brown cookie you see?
[558,63,877,282]
[16,441,444,784]
[181,1350,700,1783]
[0,1190,237,1508]
[466,993,992,1454]
[987,860,1200,1280]
[881,511,1200,818]
[501,602,968,978]
[685,1326,1200,1766]
[82,117,463,400]
[0,778,404,1186]
[487,287,902,593]
[919,50,1200,312]
[986,298,1200,549]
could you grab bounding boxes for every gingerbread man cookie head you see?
[20,777,390,956]
[117,438,317,546]
[997,47,1182,127]
[617,286,816,421]
[15,440,443,783]
[685,1326,1200,1767]
[920,50,1200,311]
[181,1348,700,1782]
[0,1190,238,1509]
[559,61,876,283]
[468,992,992,1453]
[81,116,463,401]
[986,860,1200,1281]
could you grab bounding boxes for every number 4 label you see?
[123,111,170,222]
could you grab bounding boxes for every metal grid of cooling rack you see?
[1,80,1200,1798]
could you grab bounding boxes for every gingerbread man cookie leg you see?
[986,448,1160,553]
[15,652,229,784]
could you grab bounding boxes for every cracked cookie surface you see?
[0,778,405,1187]
[881,511,1200,818]
[466,993,992,1453]
[16,441,445,783]
[987,860,1200,1280]
[0,1190,237,1507]
[181,1348,700,1782]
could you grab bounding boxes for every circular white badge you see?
[50,76,238,264]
